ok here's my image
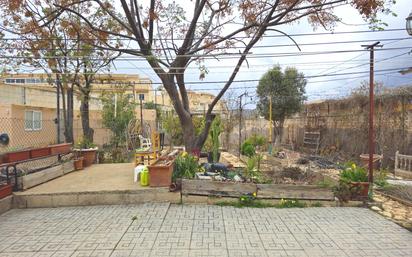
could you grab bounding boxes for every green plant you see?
[241,141,255,157]
[210,117,222,162]
[275,199,306,208]
[374,169,389,187]
[310,202,323,207]
[172,152,200,181]
[317,178,334,188]
[332,180,360,202]
[75,137,96,149]
[247,134,267,149]
[101,91,136,147]
[340,162,368,183]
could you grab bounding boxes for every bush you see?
[340,162,368,182]
[248,134,266,148]
[172,152,200,181]
[241,141,255,157]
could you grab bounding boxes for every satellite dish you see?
[0,133,9,146]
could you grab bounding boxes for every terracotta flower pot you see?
[30,147,51,158]
[359,154,381,170]
[0,184,12,199]
[74,157,84,170]
[76,148,97,167]
[350,181,369,199]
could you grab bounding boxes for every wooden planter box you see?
[148,158,174,187]
[30,147,51,158]
[49,143,72,155]
[0,184,12,199]
[5,149,31,162]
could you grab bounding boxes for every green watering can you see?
[140,167,149,186]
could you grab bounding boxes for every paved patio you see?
[0,204,411,257]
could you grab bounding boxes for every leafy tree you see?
[257,66,306,146]
[0,0,394,151]
[101,91,136,147]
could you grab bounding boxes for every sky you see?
[106,0,412,106]
[5,0,411,107]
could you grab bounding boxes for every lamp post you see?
[406,12,412,36]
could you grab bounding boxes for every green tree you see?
[257,66,306,146]
[101,91,136,147]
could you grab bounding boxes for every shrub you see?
[172,152,200,181]
[374,169,389,187]
[248,134,266,148]
[241,141,255,157]
[340,162,368,182]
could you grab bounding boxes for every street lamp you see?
[406,12,412,36]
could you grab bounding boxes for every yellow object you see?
[134,130,161,166]
[140,168,149,186]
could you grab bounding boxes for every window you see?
[24,110,42,131]
[5,79,15,83]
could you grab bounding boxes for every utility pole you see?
[238,92,247,157]
[361,41,382,186]
[269,97,273,154]
[56,81,61,144]
[139,94,145,134]
[154,88,158,131]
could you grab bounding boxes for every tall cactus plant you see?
[210,117,222,163]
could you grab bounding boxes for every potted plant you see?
[207,117,221,163]
[73,157,84,170]
[337,162,369,200]
[74,138,98,167]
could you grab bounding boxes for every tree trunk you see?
[274,119,284,147]
[64,86,74,143]
[80,92,94,142]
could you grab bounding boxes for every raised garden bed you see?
[30,146,51,158]
[4,149,31,162]
[49,143,72,155]
[181,179,334,200]
[0,184,12,199]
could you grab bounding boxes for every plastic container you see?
[140,168,149,186]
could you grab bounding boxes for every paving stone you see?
[1,204,412,256]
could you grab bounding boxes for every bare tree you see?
[0,1,120,143]
[1,0,393,151]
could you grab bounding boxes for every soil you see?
[269,166,327,185]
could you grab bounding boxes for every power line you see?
[1,46,410,61]
[1,37,411,52]
[0,28,405,41]
[5,67,407,88]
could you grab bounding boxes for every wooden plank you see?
[182,179,257,198]
[22,165,64,190]
[256,184,334,200]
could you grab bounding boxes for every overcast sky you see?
[107,0,412,106]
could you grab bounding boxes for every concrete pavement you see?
[0,204,411,257]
